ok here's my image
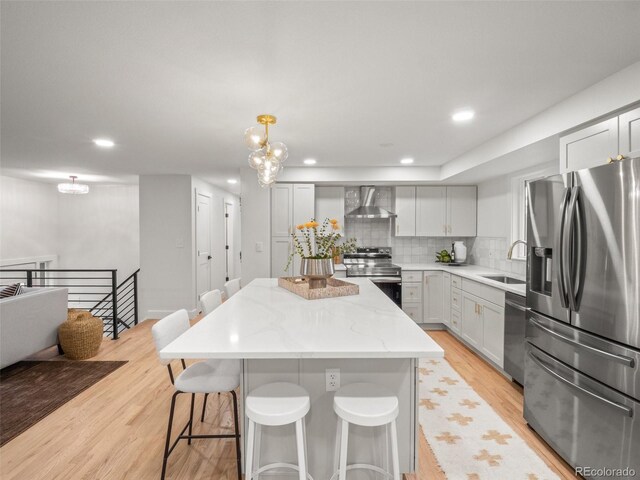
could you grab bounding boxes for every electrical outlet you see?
[325,368,340,392]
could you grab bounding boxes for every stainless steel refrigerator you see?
[524,157,640,478]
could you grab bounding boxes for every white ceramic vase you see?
[454,241,467,263]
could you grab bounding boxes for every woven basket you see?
[59,309,103,360]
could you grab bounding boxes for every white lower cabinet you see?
[461,292,483,349]
[458,284,505,368]
[402,272,423,324]
[423,271,443,323]
[481,301,505,367]
[442,272,451,326]
[450,307,461,334]
[272,238,293,277]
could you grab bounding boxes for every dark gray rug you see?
[0,360,126,447]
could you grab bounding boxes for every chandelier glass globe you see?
[244,126,267,151]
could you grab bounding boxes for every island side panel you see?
[244,358,417,479]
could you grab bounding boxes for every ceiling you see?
[2,1,640,192]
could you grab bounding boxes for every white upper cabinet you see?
[560,117,619,173]
[293,184,315,227]
[619,107,640,159]
[447,186,477,237]
[416,186,447,236]
[315,186,345,226]
[395,186,417,236]
[271,183,315,277]
[271,184,293,237]
[560,106,640,173]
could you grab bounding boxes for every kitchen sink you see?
[481,275,525,285]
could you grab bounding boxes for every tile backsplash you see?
[343,187,524,276]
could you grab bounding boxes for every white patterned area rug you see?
[418,358,560,480]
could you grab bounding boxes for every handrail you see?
[0,267,140,340]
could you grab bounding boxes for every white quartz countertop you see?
[398,263,526,297]
[160,278,444,360]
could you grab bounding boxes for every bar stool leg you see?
[245,419,255,480]
[383,423,390,474]
[295,419,307,480]
[333,417,342,473]
[390,419,400,480]
[254,423,262,480]
[338,419,349,480]
[188,393,195,445]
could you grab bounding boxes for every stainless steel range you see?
[344,247,402,307]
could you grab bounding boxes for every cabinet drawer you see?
[402,283,422,303]
[450,275,462,289]
[462,278,505,306]
[451,287,462,310]
[451,308,461,334]
[403,304,423,324]
[401,271,422,283]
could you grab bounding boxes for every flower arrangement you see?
[285,218,357,271]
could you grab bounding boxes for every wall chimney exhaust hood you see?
[346,186,396,219]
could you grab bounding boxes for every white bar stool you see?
[331,382,400,480]
[245,382,313,480]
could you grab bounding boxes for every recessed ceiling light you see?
[400,158,414,165]
[93,138,115,148]
[452,110,475,122]
[227,179,238,184]
[303,159,317,165]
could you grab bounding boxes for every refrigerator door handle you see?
[557,187,571,308]
[528,350,633,417]
[529,317,635,367]
[565,186,583,312]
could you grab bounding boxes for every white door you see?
[461,292,482,349]
[447,186,477,237]
[442,272,451,326]
[481,301,505,367]
[416,186,447,236]
[559,117,619,173]
[271,237,292,277]
[271,184,293,237]
[196,193,212,301]
[423,271,443,323]
[293,184,315,274]
[224,201,235,282]
[619,107,640,159]
[395,186,416,236]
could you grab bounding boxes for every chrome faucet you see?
[507,240,527,260]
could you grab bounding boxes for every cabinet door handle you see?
[607,157,614,164]
[616,154,626,161]
[397,223,400,234]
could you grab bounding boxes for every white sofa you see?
[0,287,68,368]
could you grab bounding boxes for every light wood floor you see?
[0,322,578,480]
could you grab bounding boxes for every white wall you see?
[139,175,194,319]
[57,185,139,278]
[240,168,271,284]
[477,175,510,238]
[0,176,59,264]
[1,176,139,280]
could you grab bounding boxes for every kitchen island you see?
[160,277,443,479]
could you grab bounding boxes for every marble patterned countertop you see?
[160,277,444,360]
[397,263,526,297]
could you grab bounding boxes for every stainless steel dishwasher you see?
[503,292,526,385]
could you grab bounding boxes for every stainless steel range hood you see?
[345,186,396,219]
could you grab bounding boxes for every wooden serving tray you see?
[278,276,360,300]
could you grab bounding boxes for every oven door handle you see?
[369,278,402,284]
[528,350,633,417]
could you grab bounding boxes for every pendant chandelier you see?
[58,175,89,195]
[244,114,288,187]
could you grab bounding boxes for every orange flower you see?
[330,218,338,224]
[310,221,319,228]
[304,221,313,228]
[296,224,304,230]
[332,223,340,230]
